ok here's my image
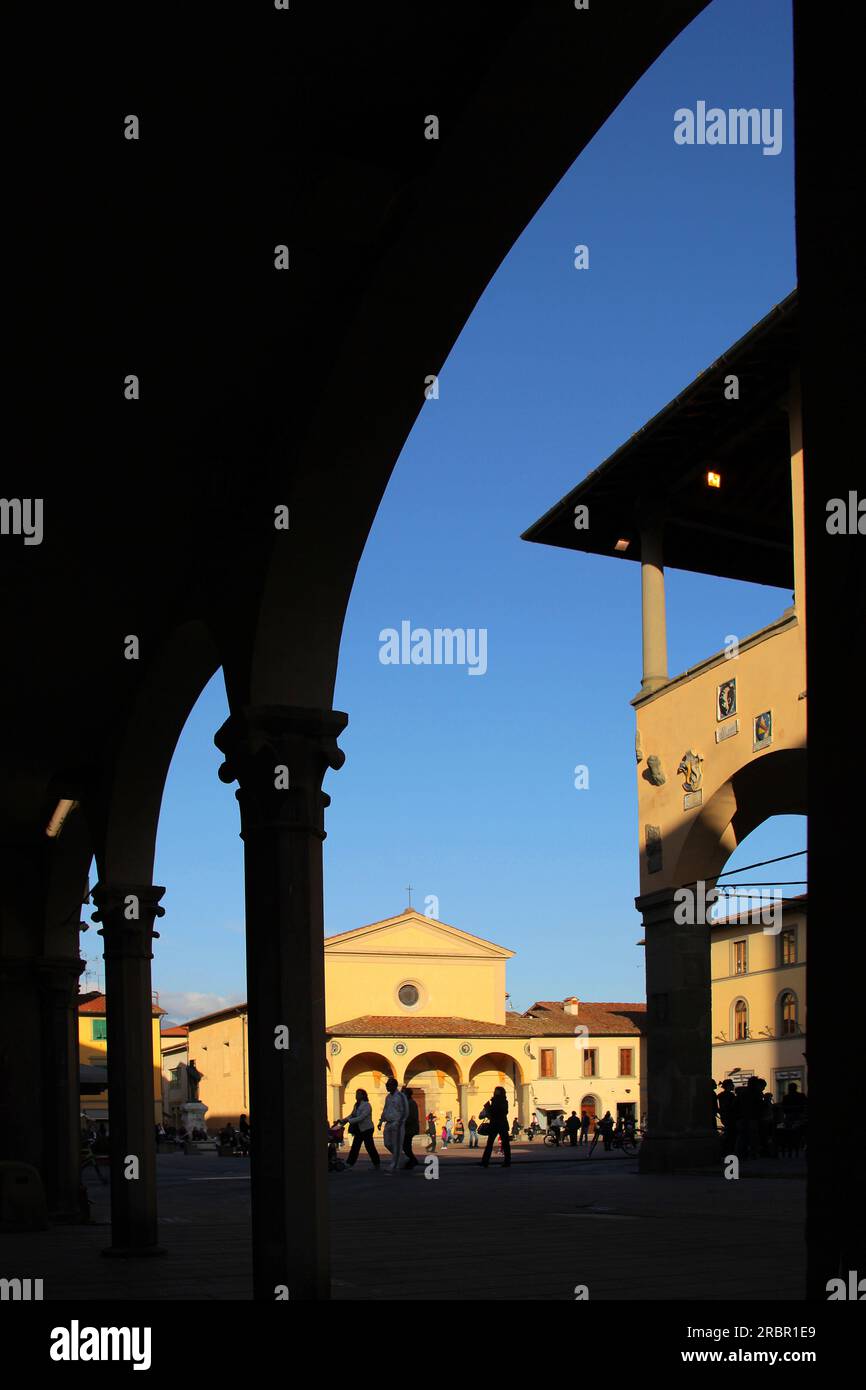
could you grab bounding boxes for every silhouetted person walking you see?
[378,1076,409,1174]
[565,1111,580,1147]
[480,1086,511,1168]
[578,1112,591,1145]
[598,1111,614,1152]
[717,1078,738,1156]
[736,1078,764,1159]
[341,1088,380,1168]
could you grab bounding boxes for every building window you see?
[619,1048,634,1076]
[774,1068,804,1102]
[582,1049,597,1078]
[169,1067,180,1087]
[780,928,797,965]
[540,1048,556,1078]
[733,940,747,975]
[780,991,798,1035]
[734,999,748,1040]
[91,1019,107,1041]
[397,983,420,1008]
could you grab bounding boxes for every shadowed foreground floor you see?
[1,1145,806,1301]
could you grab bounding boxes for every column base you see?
[638,1131,719,1174]
[101,1244,167,1259]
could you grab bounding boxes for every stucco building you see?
[177,909,646,1133]
[78,991,165,1126]
[711,897,807,1099]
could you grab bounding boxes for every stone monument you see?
[181,1060,217,1152]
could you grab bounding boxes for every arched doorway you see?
[708,814,808,1106]
[468,1053,524,1125]
[403,1052,462,1131]
[580,1094,599,1123]
[339,1052,396,1124]
[640,763,806,1174]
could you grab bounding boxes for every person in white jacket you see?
[378,1077,409,1173]
[340,1089,381,1168]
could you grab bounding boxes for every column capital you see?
[91,882,165,958]
[35,956,86,999]
[0,956,85,989]
[635,886,680,923]
[215,705,348,837]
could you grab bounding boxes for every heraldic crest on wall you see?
[677,749,704,809]
[716,677,737,721]
[677,749,703,792]
[753,710,773,751]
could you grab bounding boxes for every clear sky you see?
[114,0,804,1024]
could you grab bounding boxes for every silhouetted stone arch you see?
[92,619,221,883]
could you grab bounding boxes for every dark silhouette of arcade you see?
[1,2,862,1301]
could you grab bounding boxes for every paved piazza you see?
[3,1143,806,1301]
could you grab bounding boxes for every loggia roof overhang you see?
[522,291,799,589]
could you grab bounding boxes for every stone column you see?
[637,887,717,1172]
[517,1083,533,1128]
[457,1083,470,1125]
[215,705,347,1302]
[37,956,85,1219]
[91,882,165,1255]
[330,1084,343,1125]
[639,526,669,693]
[0,958,46,1175]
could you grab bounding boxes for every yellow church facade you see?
[178,910,646,1133]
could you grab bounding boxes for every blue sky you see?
[112,0,804,1023]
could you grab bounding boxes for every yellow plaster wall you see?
[711,910,807,1096]
[78,1009,164,1124]
[192,1013,250,1130]
[635,615,806,893]
[325,915,510,1026]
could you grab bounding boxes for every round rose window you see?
[398,983,420,1007]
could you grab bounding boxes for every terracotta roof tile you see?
[521,1001,647,1036]
[78,991,165,1018]
[327,1015,536,1038]
[327,1005,646,1038]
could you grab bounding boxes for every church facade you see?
[178,909,646,1133]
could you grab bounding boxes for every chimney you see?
[563,997,580,1016]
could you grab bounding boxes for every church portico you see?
[320,910,646,1131]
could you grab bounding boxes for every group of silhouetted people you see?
[715,1077,806,1159]
[336,1082,515,1170]
[218,1116,250,1154]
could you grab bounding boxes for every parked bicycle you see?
[587,1126,638,1156]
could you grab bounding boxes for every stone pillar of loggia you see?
[639,525,669,694]
[38,956,85,1219]
[215,705,347,1303]
[637,887,718,1173]
[91,882,166,1255]
[457,1083,470,1126]
[517,1083,533,1128]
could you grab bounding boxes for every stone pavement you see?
[1,1143,806,1301]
